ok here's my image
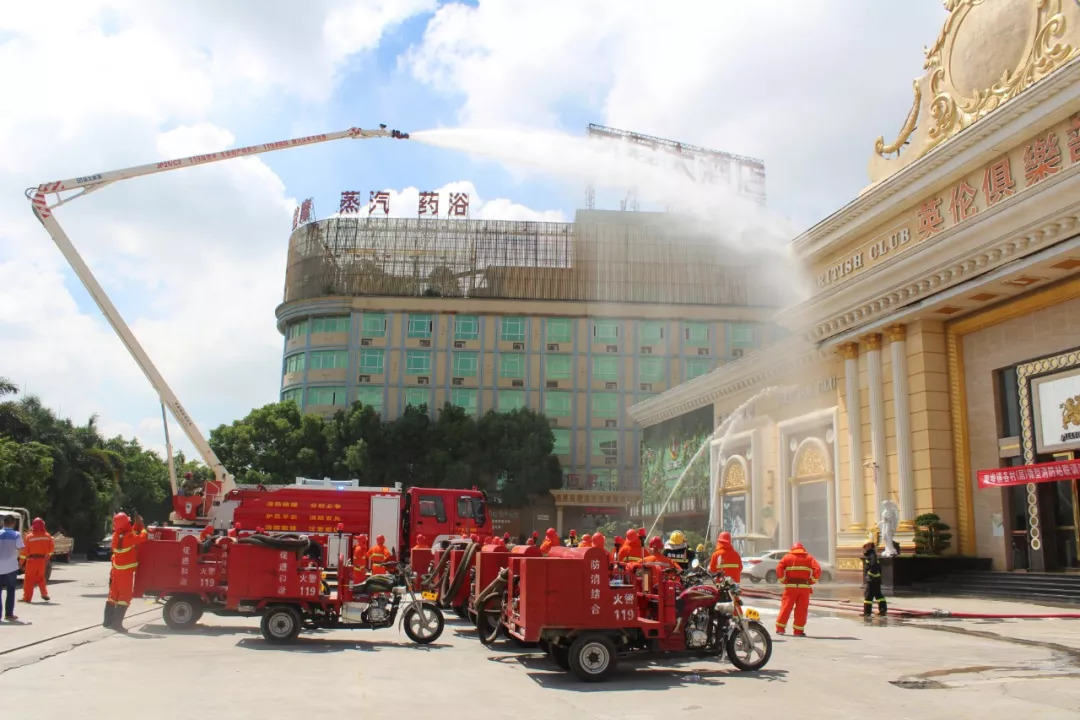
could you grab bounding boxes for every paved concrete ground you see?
[2,561,1079,719]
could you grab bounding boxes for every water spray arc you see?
[645,385,792,542]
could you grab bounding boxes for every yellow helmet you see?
[696,543,705,552]
[669,530,685,546]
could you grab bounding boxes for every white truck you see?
[1,506,74,581]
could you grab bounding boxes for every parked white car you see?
[742,549,834,584]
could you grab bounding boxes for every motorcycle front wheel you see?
[726,620,772,671]
[403,603,445,644]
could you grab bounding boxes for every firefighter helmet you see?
[668,531,686,546]
[31,517,45,532]
[113,512,131,532]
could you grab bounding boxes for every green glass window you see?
[282,388,303,405]
[284,354,305,374]
[639,321,665,342]
[686,358,712,380]
[404,388,430,409]
[545,355,572,379]
[498,390,526,412]
[307,386,346,406]
[730,323,755,346]
[544,391,571,417]
[499,353,525,378]
[454,315,479,340]
[286,320,308,340]
[593,320,619,340]
[453,351,479,377]
[638,357,666,382]
[361,313,387,337]
[592,356,619,380]
[309,350,348,370]
[591,393,619,418]
[591,430,618,457]
[407,314,433,338]
[451,389,478,414]
[552,429,571,456]
[685,322,710,344]
[546,318,572,343]
[355,387,383,412]
[311,316,350,334]
[405,350,431,374]
[500,316,526,342]
[359,349,384,374]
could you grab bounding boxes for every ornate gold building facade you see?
[629,0,1080,576]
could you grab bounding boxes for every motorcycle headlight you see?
[714,602,735,615]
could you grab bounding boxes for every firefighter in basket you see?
[662,530,692,570]
[540,528,560,555]
[618,527,643,564]
[643,536,675,567]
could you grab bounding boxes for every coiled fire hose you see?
[738,587,1080,619]
[238,534,311,553]
[423,548,452,592]
[475,568,509,644]
[446,541,479,604]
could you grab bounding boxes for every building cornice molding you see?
[784,167,1080,344]
[627,337,831,427]
[790,57,1080,263]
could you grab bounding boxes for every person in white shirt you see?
[0,514,25,621]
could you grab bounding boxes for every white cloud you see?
[405,0,948,228]
[0,1,440,462]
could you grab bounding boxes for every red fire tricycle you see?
[501,545,773,682]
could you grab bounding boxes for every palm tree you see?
[0,377,17,397]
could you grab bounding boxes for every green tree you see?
[0,437,53,512]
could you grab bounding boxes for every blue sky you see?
[0,1,948,460]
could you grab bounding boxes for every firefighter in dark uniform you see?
[862,540,887,618]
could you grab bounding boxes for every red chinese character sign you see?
[369,190,390,216]
[418,191,439,217]
[292,198,315,229]
[339,191,361,215]
[1022,131,1062,186]
[448,192,470,218]
[977,458,1080,489]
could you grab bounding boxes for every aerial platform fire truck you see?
[28,122,490,630]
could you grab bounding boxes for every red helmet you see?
[717,531,732,544]
[234,522,243,530]
[626,527,637,539]
[416,534,427,545]
[569,529,576,537]
[31,517,45,532]
[359,534,369,543]
[648,536,664,550]
[792,542,805,552]
[532,530,539,539]
[376,534,386,545]
[591,533,606,548]
[614,535,624,544]
[113,512,131,532]
[638,527,646,538]
[256,526,266,534]
[502,532,511,541]
[526,538,536,546]
[545,528,558,539]
[580,533,592,543]
[470,533,480,543]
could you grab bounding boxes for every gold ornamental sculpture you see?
[868,0,1080,186]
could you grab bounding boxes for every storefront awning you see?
[977,458,1080,489]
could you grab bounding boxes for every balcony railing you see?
[630,492,709,518]
[561,474,640,492]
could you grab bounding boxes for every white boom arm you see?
[28,124,409,522]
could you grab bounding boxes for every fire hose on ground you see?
[738,587,1080,620]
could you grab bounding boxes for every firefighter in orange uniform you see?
[590,532,606,551]
[539,528,560,556]
[103,512,148,631]
[708,531,742,583]
[617,527,644,564]
[20,518,54,602]
[412,534,431,550]
[775,542,821,636]
[367,534,391,576]
[578,533,592,548]
[611,536,624,564]
[643,536,675,567]
[352,534,369,583]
